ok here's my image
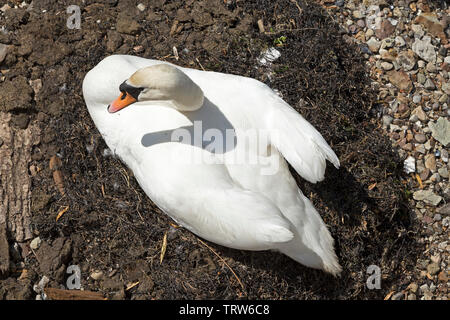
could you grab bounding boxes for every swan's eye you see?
[120,92,127,100]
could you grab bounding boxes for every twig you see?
[118,167,130,187]
[257,19,265,33]
[160,232,168,264]
[126,281,140,291]
[44,288,105,300]
[197,238,245,293]
[290,0,303,15]
[264,27,321,35]
[195,58,206,71]
[56,206,69,222]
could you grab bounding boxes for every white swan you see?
[83,55,342,276]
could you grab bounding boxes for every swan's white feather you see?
[83,55,342,276]
[264,91,340,183]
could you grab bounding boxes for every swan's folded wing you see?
[266,95,340,183]
[132,145,294,251]
[168,187,295,251]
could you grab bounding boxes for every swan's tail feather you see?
[277,193,342,277]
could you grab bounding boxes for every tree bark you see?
[0,112,40,274]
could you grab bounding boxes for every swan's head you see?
[108,64,204,113]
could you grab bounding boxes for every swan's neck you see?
[131,64,205,112]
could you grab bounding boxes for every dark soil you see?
[0,0,423,299]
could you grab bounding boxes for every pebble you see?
[411,106,427,121]
[396,50,416,71]
[0,4,11,12]
[258,47,281,65]
[356,20,365,28]
[403,156,415,173]
[375,20,396,40]
[367,37,381,53]
[411,24,425,38]
[409,114,418,122]
[391,292,404,300]
[381,62,393,70]
[429,283,436,293]
[443,83,450,95]
[0,43,8,63]
[438,271,448,282]
[412,37,436,63]
[30,237,41,250]
[424,78,435,90]
[434,150,440,158]
[442,217,450,227]
[352,10,365,19]
[33,275,49,294]
[419,168,430,180]
[387,70,413,92]
[90,270,104,280]
[137,3,146,12]
[441,149,448,162]
[438,167,448,178]
[439,94,448,104]
[407,293,416,300]
[394,36,405,47]
[428,117,450,146]
[424,154,436,172]
[418,74,427,85]
[427,262,440,275]
[412,95,421,104]
[425,62,437,73]
[381,38,394,50]
[408,282,418,293]
[416,144,426,154]
[430,172,441,182]
[382,115,393,127]
[413,189,442,206]
[414,133,426,143]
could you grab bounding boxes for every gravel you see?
[321,0,449,300]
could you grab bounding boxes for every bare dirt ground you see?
[0,0,424,299]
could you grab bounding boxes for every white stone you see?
[258,47,281,65]
[30,237,41,250]
[404,156,416,174]
[137,3,146,12]
[412,37,436,63]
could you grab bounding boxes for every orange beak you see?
[108,92,137,113]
